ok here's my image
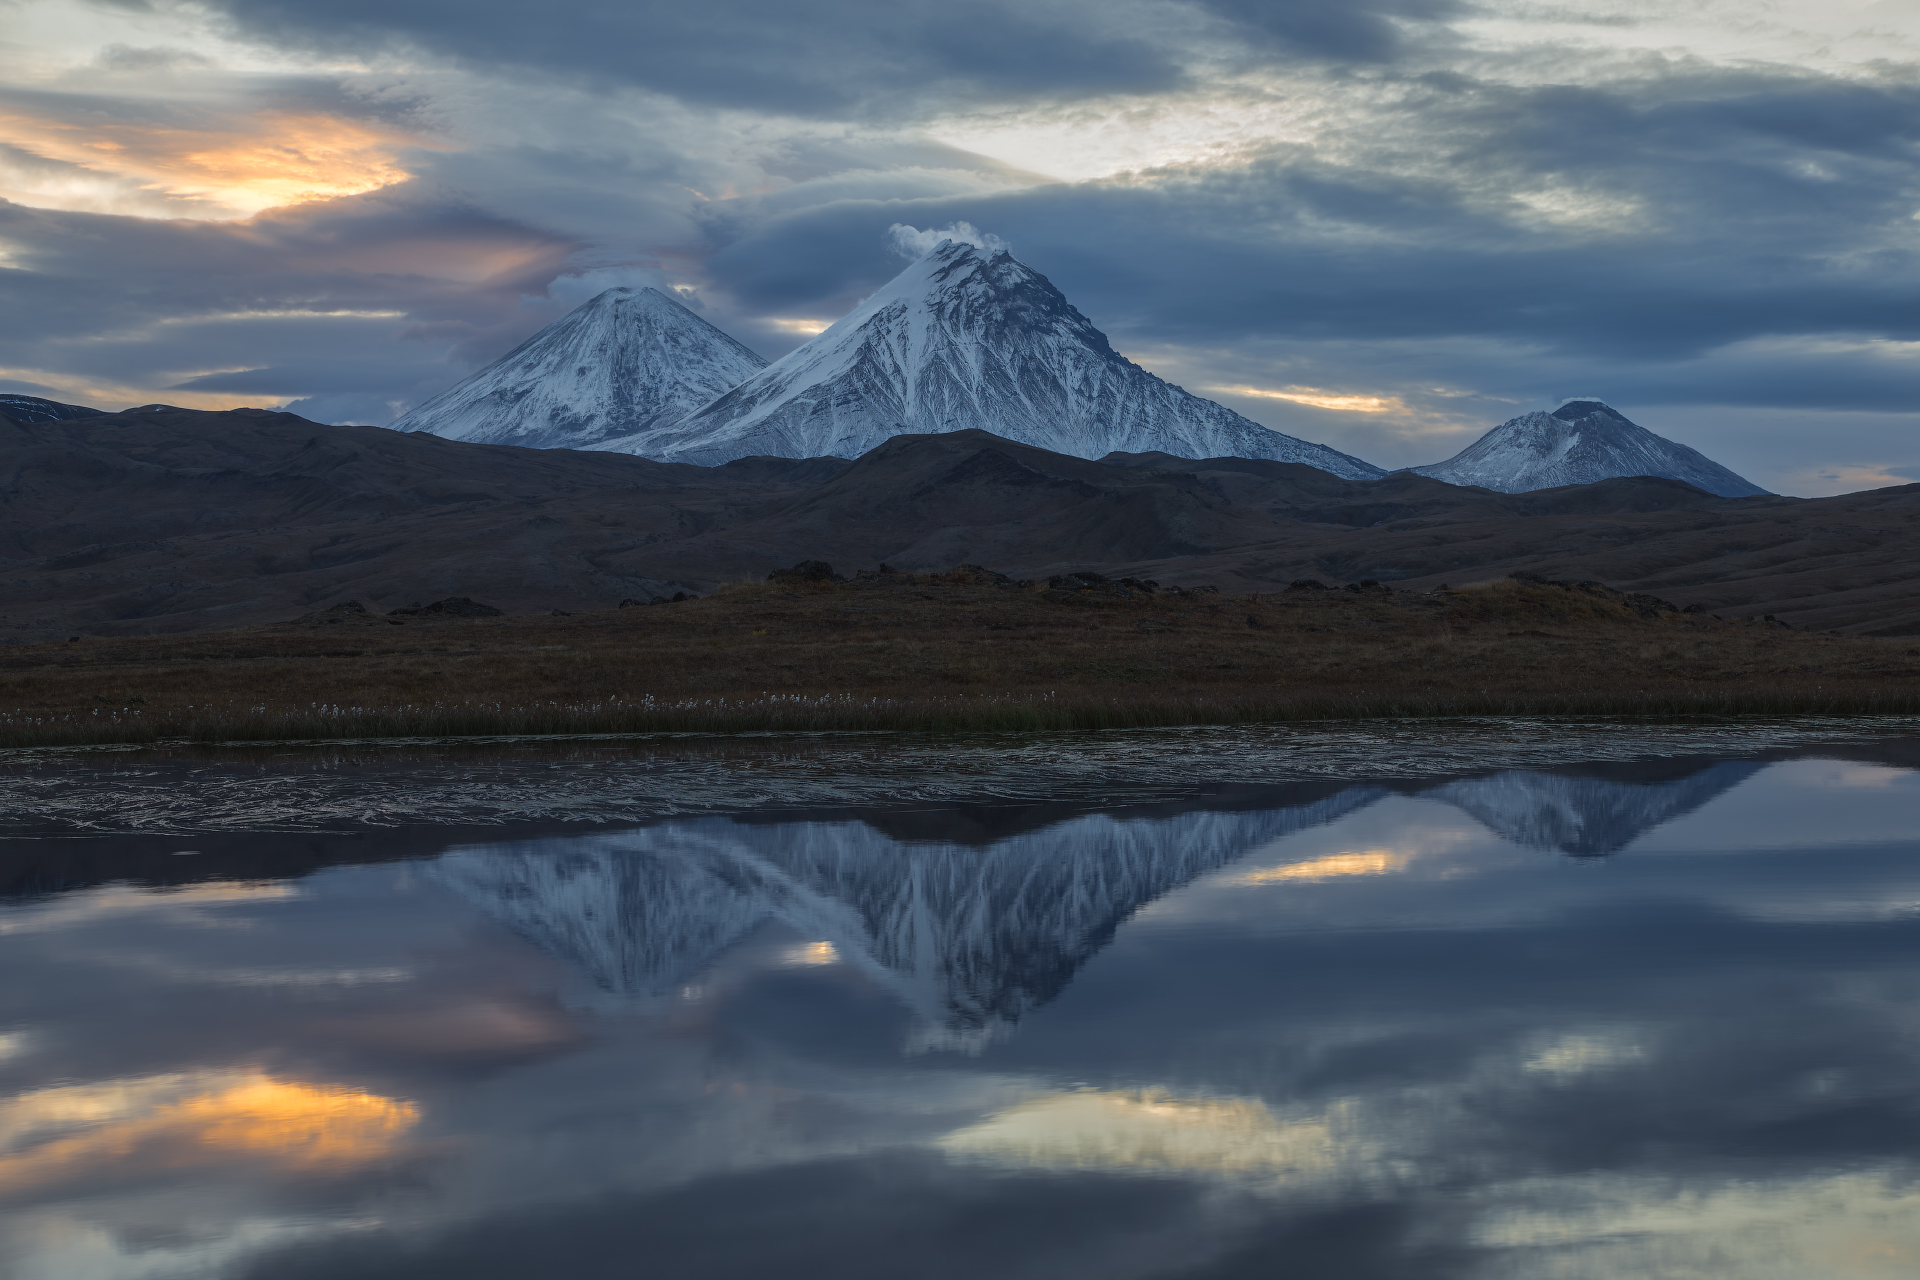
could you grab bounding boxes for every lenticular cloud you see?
[886,221,1011,259]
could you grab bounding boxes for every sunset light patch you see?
[0,107,418,219]
[1235,850,1411,884]
[1213,385,1403,413]
[0,1070,419,1199]
[781,940,841,966]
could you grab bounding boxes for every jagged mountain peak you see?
[1409,400,1768,498]
[391,286,768,452]
[639,241,1386,478]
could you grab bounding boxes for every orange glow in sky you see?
[1212,385,1405,414]
[0,108,416,219]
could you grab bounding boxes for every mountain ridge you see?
[4,406,1916,637]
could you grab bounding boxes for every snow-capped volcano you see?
[1410,400,1767,496]
[641,241,1386,478]
[391,287,767,451]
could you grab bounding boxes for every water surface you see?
[4,722,1920,1279]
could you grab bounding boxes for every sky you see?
[3,0,1920,495]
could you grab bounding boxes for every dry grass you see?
[3,573,1917,748]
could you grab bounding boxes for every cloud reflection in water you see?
[0,1071,419,1199]
[1,748,1917,1279]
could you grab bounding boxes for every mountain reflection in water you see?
[3,741,1919,1280]
[431,761,1761,1047]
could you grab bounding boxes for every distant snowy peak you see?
[642,241,1385,479]
[391,287,767,451]
[1410,400,1767,497]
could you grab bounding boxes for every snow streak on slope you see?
[645,241,1386,478]
[0,394,103,424]
[391,288,768,451]
[1409,401,1768,497]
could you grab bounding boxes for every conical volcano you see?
[644,241,1386,478]
[1410,400,1767,496]
[392,287,768,451]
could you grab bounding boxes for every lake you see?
[4,717,1919,1279]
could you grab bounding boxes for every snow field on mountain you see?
[1411,401,1767,496]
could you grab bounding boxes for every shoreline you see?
[8,688,1920,751]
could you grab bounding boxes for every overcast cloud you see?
[2,0,1918,492]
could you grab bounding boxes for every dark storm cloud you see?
[203,0,1182,118]
[240,1153,1230,1280]
[0,71,417,131]
[0,188,581,398]
[170,362,430,395]
[1196,0,1467,62]
[193,0,1473,119]
[710,68,1920,360]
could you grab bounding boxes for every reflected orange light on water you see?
[0,1070,419,1198]
[781,941,841,966]
[180,1077,418,1165]
[1234,850,1411,884]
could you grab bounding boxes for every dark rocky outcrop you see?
[767,560,844,584]
[387,597,504,618]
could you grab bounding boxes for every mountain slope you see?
[1410,400,1767,497]
[703,428,1291,572]
[645,241,1385,478]
[0,394,104,424]
[6,408,1916,637]
[391,287,768,451]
